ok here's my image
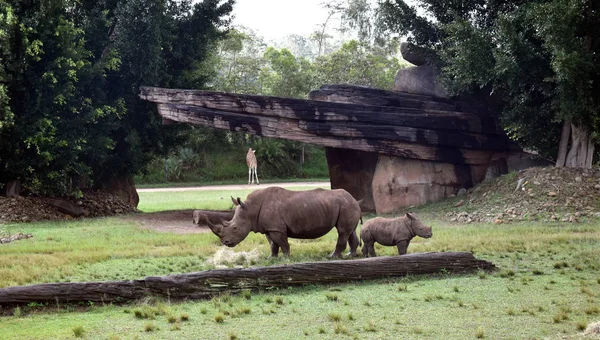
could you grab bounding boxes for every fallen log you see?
[0,252,495,305]
[193,209,233,225]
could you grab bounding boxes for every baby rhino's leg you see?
[396,240,410,255]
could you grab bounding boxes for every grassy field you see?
[136,185,330,212]
[135,178,329,190]
[0,187,599,339]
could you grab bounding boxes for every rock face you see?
[101,176,140,208]
[325,148,378,212]
[371,157,487,213]
[399,42,428,66]
[394,65,449,98]
[141,77,514,213]
[311,77,505,213]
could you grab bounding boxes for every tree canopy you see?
[0,0,233,195]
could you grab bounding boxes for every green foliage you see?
[260,47,315,98]
[376,0,600,160]
[313,40,403,90]
[0,0,233,195]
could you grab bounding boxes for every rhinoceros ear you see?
[237,197,246,209]
[406,212,414,220]
[231,196,239,206]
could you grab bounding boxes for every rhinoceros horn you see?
[203,215,224,237]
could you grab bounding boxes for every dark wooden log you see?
[140,86,505,135]
[157,103,505,165]
[0,252,495,305]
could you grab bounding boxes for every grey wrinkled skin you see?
[360,212,433,257]
[204,187,362,258]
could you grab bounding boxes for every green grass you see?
[137,185,330,212]
[136,177,329,189]
[1,187,599,339]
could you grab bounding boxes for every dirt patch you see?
[0,191,136,223]
[126,210,213,234]
[446,166,600,224]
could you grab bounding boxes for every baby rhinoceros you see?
[361,213,432,257]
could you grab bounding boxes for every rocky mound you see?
[446,166,600,224]
[0,190,137,223]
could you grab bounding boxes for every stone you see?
[547,192,557,197]
[575,176,582,182]
[484,158,509,180]
[394,65,449,98]
[457,188,467,197]
[399,42,428,66]
[454,199,464,207]
[595,184,600,189]
[371,156,482,214]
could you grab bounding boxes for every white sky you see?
[231,0,333,41]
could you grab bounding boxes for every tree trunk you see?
[579,127,588,168]
[555,120,570,167]
[565,122,581,167]
[585,142,595,168]
[0,252,495,305]
[564,123,595,169]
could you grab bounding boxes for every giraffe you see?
[246,148,259,185]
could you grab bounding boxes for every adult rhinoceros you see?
[203,187,362,258]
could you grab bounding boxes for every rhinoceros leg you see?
[268,232,290,257]
[367,243,377,257]
[329,231,350,258]
[396,240,410,255]
[346,230,360,257]
[265,234,280,257]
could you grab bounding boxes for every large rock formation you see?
[306,42,510,213]
[140,76,516,214]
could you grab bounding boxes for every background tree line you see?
[0,0,234,195]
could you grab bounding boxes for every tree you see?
[313,40,402,90]
[0,0,233,195]
[260,47,315,98]
[376,0,599,168]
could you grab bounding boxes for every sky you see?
[231,0,335,41]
